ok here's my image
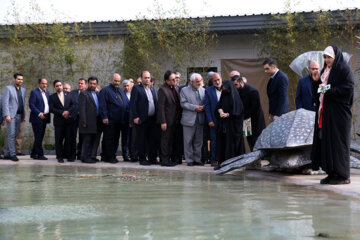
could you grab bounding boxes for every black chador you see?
[311,45,354,184]
[238,83,266,151]
[215,80,245,165]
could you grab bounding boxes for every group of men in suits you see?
[1,58,315,167]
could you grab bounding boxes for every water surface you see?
[0,165,359,239]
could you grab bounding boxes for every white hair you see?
[122,79,131,85]
[190,73,202,82]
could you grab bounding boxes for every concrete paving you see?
[1,155,360,198]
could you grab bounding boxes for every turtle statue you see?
[216,108,360,175]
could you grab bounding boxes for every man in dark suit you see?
[69,78,87,160]
[29,78,51,160]
[79,77,101,164]
[49,80,76,163]
[204,73,222,166]
[130,70,159,165]
[232,75,266,151]
[263,58,289,122]
[295,60,319,111]
[99,73,129,163]
[157,71,181,167]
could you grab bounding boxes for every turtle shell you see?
[254,109,315,150]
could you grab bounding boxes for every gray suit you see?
[180,85,205,164]
[2,85,26,157]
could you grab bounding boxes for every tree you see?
[118,0,217,84]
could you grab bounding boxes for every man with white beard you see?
[204,73,222,166]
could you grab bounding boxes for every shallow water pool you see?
[0,165,360,239]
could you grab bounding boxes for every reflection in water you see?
[0,165,359,239]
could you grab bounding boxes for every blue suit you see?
[29,88,50,124]
[99,84,130,161]
[0,94,3,123]
[204,85,219,162]
[266,70,289,117]
[295,75,316,111]
[29,88,50,157]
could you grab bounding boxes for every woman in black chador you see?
[311,45,354,184]
[214,80,245,170]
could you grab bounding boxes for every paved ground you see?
[1,155,360,198]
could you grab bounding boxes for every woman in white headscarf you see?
[311,45,354,184]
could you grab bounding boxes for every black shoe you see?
[109,159,119,164]
[101,158,110,163]
[150,159,160,165]
[16,153,24,156]
[37,156,48,160]
[10,155,19,161]
[0,155,3,159]
[161,161,176,167]
[82,158,96,164]
[187,162,194,166]
[213,165,221,170]
[67,158,75,162]
[320,175,332,184]
[92,157,100,162]
[130,157,139,162]
[3,155,10,160]
[194,161,204,166]
[57,158,64,163]
[123,157,130,162]
[30,154,38,159]
[76,155,82,160]
[140,160,151,166]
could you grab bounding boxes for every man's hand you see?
[62,111,70,119]
[39,113,46,119]
[161,123,167,131]
[195,105,204,112]
[82,124,87,128]
[5,116,11,123]
[273,115,278,120]
[208,121,215,127]
[134,118,140,125]
[103,119,109,125]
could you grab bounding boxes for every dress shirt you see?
[126,92,131,100]
[39,88,49,114]
[16,87,24,115]
[270,69,279,79]
[57,91,64,106]
[143,85,155,116]
[91,91,99,115]
[216,88,222,101]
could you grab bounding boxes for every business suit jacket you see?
[49,91,75,126]
[79,89,99,134]
[266,70,289,116]
[2,85,26,120]
[295,75,316,111]
[180,85,205,127]
[99,84,129,124]
[130,84,158,123]
[157,83,180,126]
[29,88,51,124]
[204,85,219,124]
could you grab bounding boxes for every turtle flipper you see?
[216,150,266,175]
[350,141,360,154]
[350,156,360,169]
